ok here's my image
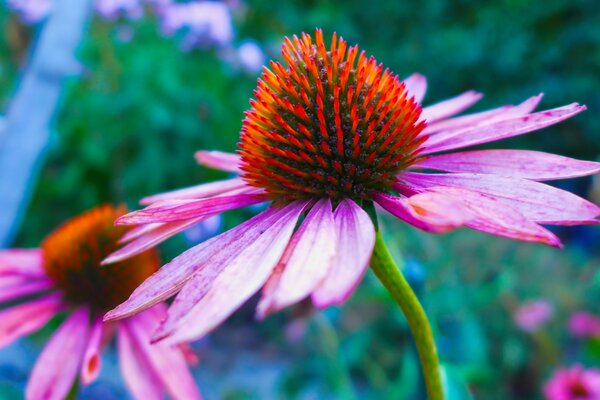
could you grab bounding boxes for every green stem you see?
[370,232,444,400]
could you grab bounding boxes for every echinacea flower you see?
[569,312,600,339]
[104,29,600,345]
[514,300,554,333]
[544,365,600,400]
[0,206,201,400]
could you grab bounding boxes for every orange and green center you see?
[239,29,427,202]
[42,205,158,312]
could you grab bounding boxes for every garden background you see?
[0,0,599,398]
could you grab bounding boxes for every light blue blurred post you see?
[0,0,92,247]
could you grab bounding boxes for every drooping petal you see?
[0,278,55,303]
[104,217,207,264]
[117,322,163,400]
[105,204,296,321]
[312,199,376,308]
[422,94,543,135]
[399,172,600,225]
[422,103,586,154]
[195,150,241,172]
[117,191,267,225]
[373,191,468,233]
[0,249,45,277]
[139,177,247,205]
[126,308,202,400]
[420,91,483,123]
[415,150,600,181]
[154,202,306,344]
[26,307,90,400]
[418,186,561,246]
[257,199,336,316]
[0,294,64,348]
[80,317,104,386]
[402,73,427,103]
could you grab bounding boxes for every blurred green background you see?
[1,0,599,399]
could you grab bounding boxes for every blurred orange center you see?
[239,29,426,202]
[42,205,158,311]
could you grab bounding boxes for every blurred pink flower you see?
[7,0,50,23]
[514,300,554,332]
[237,40,266,72]
[544,365,600,400]
[0,206,201,400]
[104,30,600,345]
[95,0,144,20]
[569,312,600,339]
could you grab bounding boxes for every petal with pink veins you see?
[399,172,600,225]
[420,91,483,123]
[195,150,241,172]
[117,191,267,225]
[422,94,543,135]
[105,204,298,321]
[80,317,104,385]
[117,322,163,400]
[154,202,306,344]
[311,199,376,308]
[414,150,600,181]
[104,217,208,264]
[422,103,586,154]
[26,307,90,400]
[373,191,468,233]
[0,294,64,348]
[402,73,427,103]
[257,199,336,317]
[139,177,247,205]
[0,249,45,277]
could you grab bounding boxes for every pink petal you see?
[119,223,163,243]
[256,199,336,317]
[117,192,267,225]
[104,217,207,264]
[0,294,64,348]
[373,191,468,233]
[117,322,164,400]
[399,172,600,225]
[402,73,427,103]
[80,317,104,385]
[415,150,600,181]
[154,202,306,344]
[422,94,543,135]
[26,307,90,400]
[139,177,247,205]
[422,186,561,246]
[420,91,483,123]
[195,150,241,172]
[422,103,586,154]
[105,204,297,321]
[126,309,202,400]
[311,199,376,308]
[0,249,44,277]
[0,278,54,303]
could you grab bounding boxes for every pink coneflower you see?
[544,365,600,400]
[569,312,600,339]
[0,206,201,400]
[514,300,554,333]
[104,29,600,345]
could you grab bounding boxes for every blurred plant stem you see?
[370,232,444,400]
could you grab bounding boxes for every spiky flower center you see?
[42,205,158,312]
[239,29,426,202]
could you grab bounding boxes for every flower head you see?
[569,312,600,339]
[104,29,600,345]
[514,300,554,333]
[544,365,600,400]
[0,206,201,400]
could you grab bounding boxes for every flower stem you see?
[370,232,444,400]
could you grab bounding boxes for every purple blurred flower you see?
[95,0,143,20]
[544,365,600,400]
[237,40,265,72]
[157,1,234,48]
[569,312,600,339]
[7,0,51,24]
[514,300,554,333]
